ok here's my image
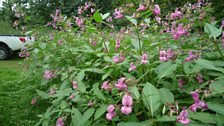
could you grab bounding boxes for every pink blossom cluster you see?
[19,49,30,59]
[56,118,64,126]
[43,70,54,79]
[101,81,112,92]
[115,38,121,49]
[196,74,203,84]
[121,94,133,115]
[137,4,147,12]
[177,109,190,125]
[159,49,175,62]
[72,81,78,90]
[74,17,84,27]
[189,91,208,112]
[77,2,95,15]
[113,9,124,19]
[170,9,183,20]
[171,24,188,40]
[184,50,198,62]
[115,77,127,90]
[31,97,37,105]
[141,53,148,64]
[113,54,125,63]
[106,105,116,120]
[47,9,63,30]
[128,62,136,72]
[154,4,161,15]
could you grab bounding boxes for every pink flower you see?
[75,17,84,27]
[91,8,95,13]
[128,62,136,72]
[58,39,63,45]
[167,48,175,59]
[107,105,115,113]
[185,50,198,62]
[172,24,188,40]
[115,77,127,90]
[137,4,146,12]
[196,74,203,84]
[155,16,161,24]
[78,6,83,15]
[72,81,78,89]
[178,79,185,88]
[190,91,199,102]
[222,20,224,28]
[121,106,132,115]
[88,100,94,107]
[113,9,124,19]
[177,109,190,125]
[189,91,208,112]
[84,2,91,10]
[154,4,161,15]
[159,51,167,61]
[44,70,54,79]
[122,94,133,107]
[56,118,64,126]
[69,93,75,99]
[141,53,148,64]
[106,17,113,22]
[106,105,116,121]
[101,81,111,91]
[115,38,121,49]
[113,54,125,63]
[31,97,37,105]
[55,9,60,16]
[49,88,56,95]
[170,9,183,20]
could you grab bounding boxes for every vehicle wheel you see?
[0,46,10,60]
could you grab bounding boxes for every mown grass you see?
[0,57,39,126]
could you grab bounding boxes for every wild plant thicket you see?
[19,1,224,126]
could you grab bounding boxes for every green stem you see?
[99,23,109,53]
[136,30,142,56]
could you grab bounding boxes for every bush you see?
[22,1,224,126]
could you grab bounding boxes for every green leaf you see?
[159,88,174,104]
[71,108,82,126]
[209,79,224,95]
[157,62,177,79]
[189,112,216,124]
[94,104,107,120]
[118,121,152,126]
[78,108,95,126]
[102,69,113,80]
[93,84,105,101]
[76,70,85,82]
[156,116,177,122]
[102,13,110,20]
[204,23,222,39]
[93,10,103,23]
[36,90,49,99]
[126,16,137,27]
[142,83,161,116]
[78,82,86,93]
[130,86,140,100]
[84,68,104,74]
[207,102,224,116]
[195,59,220,72]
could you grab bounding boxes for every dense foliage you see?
[15,0,224,126]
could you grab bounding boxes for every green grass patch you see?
[0,58,40,126]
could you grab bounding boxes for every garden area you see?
[0,0,224,126]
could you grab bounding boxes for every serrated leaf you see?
[94,104,107,120]
[102,69,113,80]
[76,70,85,82]
[36,90,49,99]
[207,102,224,116]
[78,108,95,126]
[130,86,140,100]
[126,16,137,27]
[84,68,104,74]
[157,63,177,79]
[189,112,216,124]
[142,83,161,116]
[156,116,177,122]
[204,23,222,39]
[159,88,174,104]
[93,84,105,101]
[93,10,103,23]
[209,79,224,95]
[71,108,82,125]
[195,59,219,71]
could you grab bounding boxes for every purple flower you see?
[185,50,198,62]
[75,17,84,27]
[196,74,203,84]
[172,24,188,40]
[115,38,121,49]
[113,9,124,19]
[142,53,148,64]
[115,77,127,90]
[121,106,132,115]
[154,4,161,15]
[122,94,133,107]
[170,9,183,20]
[137,4,146,12]
[128,62,136,72]
[58,39,63,45]
[72,81,78,89]
[190,91,199,102]
[178,79,185,88]
[177,109,190,125]
[44,70,54,79]
[189,91,208,112]
[101,81,111,91]
[78,6,83,15]
[106,105,116,121]
[159,51,167,62]
[56,118,64,126]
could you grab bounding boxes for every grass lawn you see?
[0,57,39,126]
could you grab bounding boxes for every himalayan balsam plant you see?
[21,1,224,126]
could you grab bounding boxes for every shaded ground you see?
[0,56,38,126]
